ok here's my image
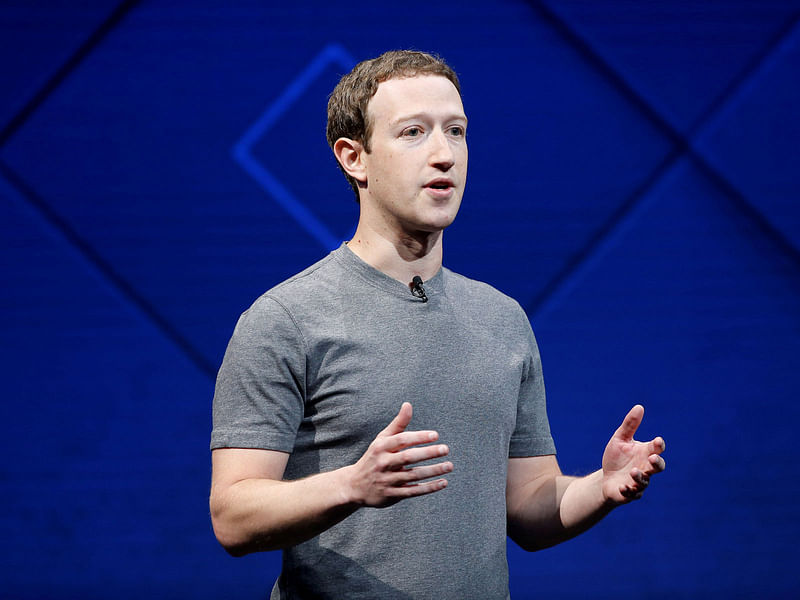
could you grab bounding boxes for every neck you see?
[347,221,443,284]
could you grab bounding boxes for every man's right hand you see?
[211,402,452,554]
[343,402,453,507]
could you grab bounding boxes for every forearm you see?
[508,406,666,551]
[558,469,615,534]
[210,404,452,555]
[210,465,359,556]
[508,469,615,551]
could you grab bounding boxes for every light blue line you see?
[235,150,339,250]
[235,43,356,153]
[232,43,357,251]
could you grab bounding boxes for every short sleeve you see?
[508,310,557,457]
[210,295,306,452]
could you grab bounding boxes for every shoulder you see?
[443,268,528,318]
[442,268,534,345]
[253,250,345,308]
[235,249,350,337]
[267,250,343,300]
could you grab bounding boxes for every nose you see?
[429,128,455,171]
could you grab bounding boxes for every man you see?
[210,50,665,599]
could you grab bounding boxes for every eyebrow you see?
[390,112,468,127]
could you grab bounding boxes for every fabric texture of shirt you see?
[212,244,556,599]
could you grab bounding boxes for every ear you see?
[333,137,367,184]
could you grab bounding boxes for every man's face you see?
[360,75,468,236]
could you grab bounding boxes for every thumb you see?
[613,404,644,442]
[379,402,413,437]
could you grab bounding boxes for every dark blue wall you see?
[2,1,799,597]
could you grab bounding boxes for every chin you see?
[433,208,461,229]
[418,216,458,233]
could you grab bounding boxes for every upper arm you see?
[209,448,291,553]
[211,448,290,498]
[506,455,561,515]
[506,455,568,550]
[211,297,306,455]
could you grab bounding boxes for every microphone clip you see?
[410,276,428,303]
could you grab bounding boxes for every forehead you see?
[367,75,465,126]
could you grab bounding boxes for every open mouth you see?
[426,180,454,191]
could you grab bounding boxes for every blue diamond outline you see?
[232,43,356,250]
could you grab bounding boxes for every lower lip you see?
[425,186,454,200]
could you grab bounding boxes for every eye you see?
[447,125,465,137]
[403,126,422,137]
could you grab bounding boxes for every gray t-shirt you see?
[212,244,556,599]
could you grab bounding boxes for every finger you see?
[620,476,646,499]
[620,485,644,501]
[393,461,454,484]
[631,469,649,490]
[382,430,440,452]
[613,404,644,442]
[386,477,448,499]
[389,444,449,468]
[648,436,666,454]
[645,454,666,474]
[379,402,413,437]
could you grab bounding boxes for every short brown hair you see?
[327,50,461,201]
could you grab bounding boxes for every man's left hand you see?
[601,405,666,504]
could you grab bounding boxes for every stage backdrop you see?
[2,1,799,598]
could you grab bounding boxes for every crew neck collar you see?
[333,242,445,299]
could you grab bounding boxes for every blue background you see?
[2,1,799,598]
